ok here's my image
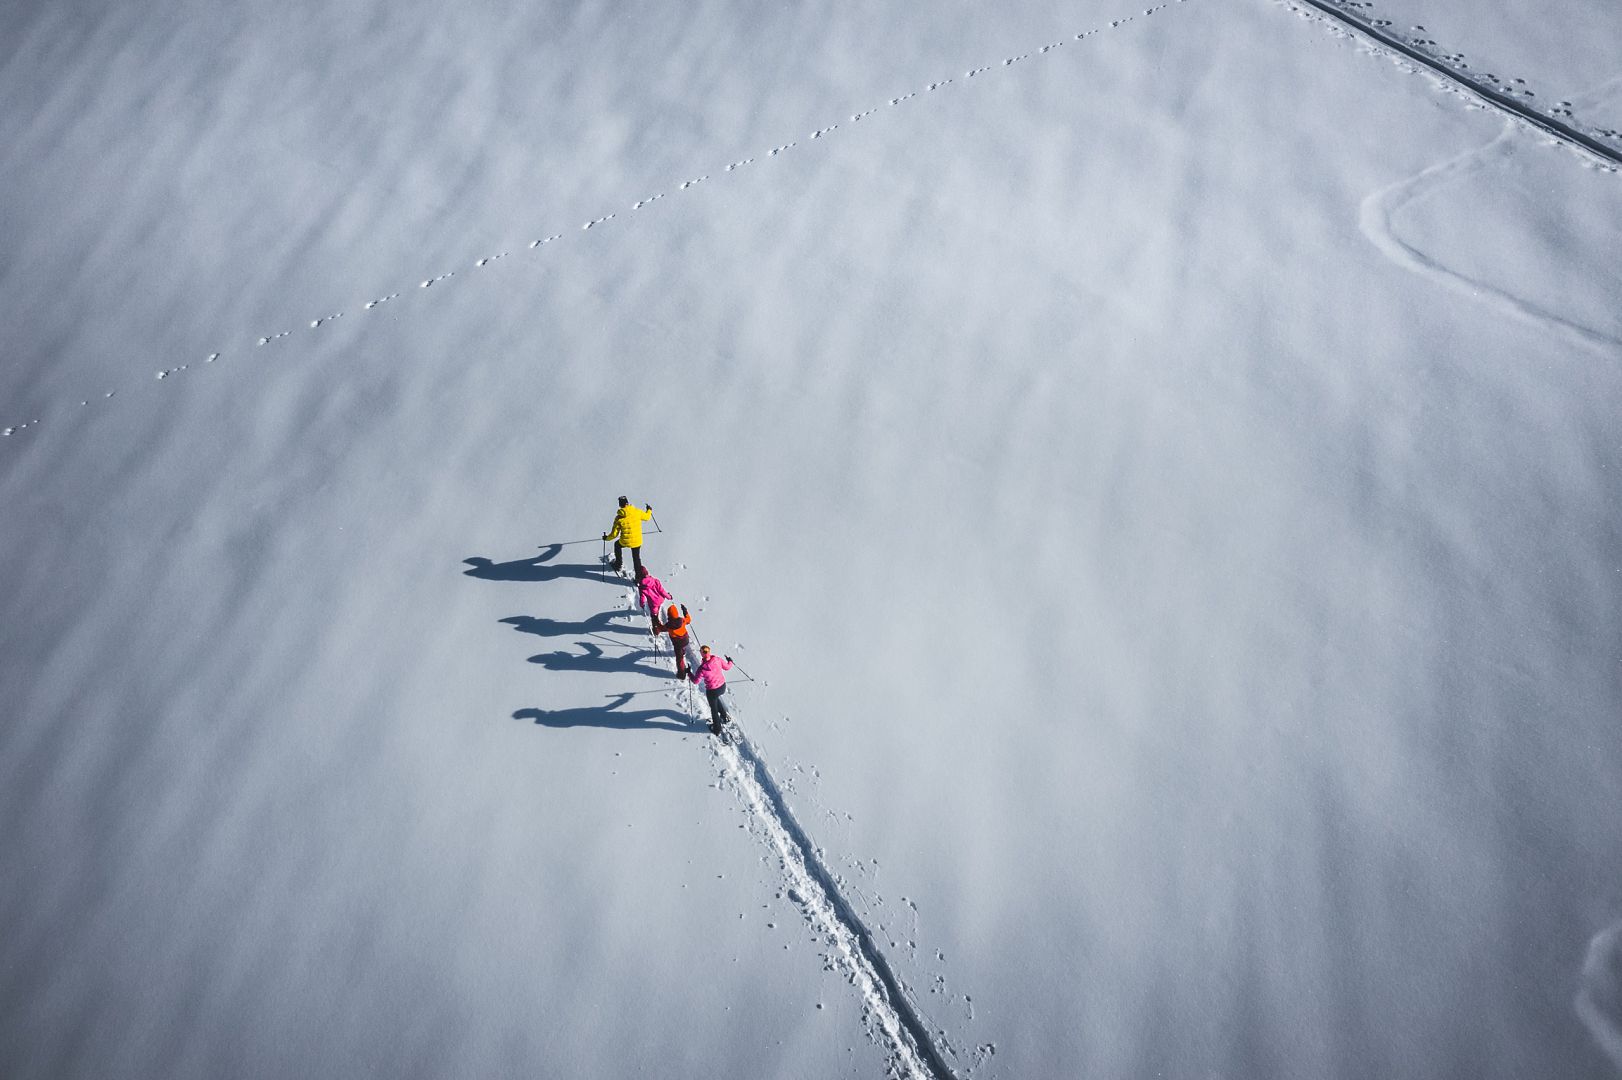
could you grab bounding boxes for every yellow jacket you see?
[605,503,653,547]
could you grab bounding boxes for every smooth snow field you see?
[3,0,1621,1077]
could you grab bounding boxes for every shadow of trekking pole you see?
[464,545,615,584]
[514,692,692,732]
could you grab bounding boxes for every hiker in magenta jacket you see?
[635,565,672,632]
[689,645,734,734]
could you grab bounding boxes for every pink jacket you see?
[638,574,672,612]
[692,654,732,690]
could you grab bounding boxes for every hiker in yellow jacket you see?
[603,495,654,576]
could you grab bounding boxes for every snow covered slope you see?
[3,0,1621,1077]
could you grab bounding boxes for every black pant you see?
[612,542,643,576]
[704,684,729,728]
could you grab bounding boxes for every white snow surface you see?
[4,0,1622,1077]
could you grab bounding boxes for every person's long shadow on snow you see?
[528,641,669,679]
[463,544,615,584]
[501,612,641,638]
[515,693,692,732]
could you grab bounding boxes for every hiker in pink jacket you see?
[689,644,734,735]
[635,565,672,631]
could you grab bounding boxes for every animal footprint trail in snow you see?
[3,0,1206,447]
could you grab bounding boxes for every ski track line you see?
[609,581,962,1078]
[2,1,1199,442]
[1359,125,1622,357]
[1280,0,1622,170]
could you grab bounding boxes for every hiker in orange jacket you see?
[654,602,697,679]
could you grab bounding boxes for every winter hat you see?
[618,495,630,506]
[667,604,680,620]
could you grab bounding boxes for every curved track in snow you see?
[1358,127,1622,357]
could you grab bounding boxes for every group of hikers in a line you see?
[604,495,735,736]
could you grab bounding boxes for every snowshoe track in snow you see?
[714,727,960,1080]
[2,0,1200,443]
[645,582,963,1078]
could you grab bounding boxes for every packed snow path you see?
[1288,0,1622,167]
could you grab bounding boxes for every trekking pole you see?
[537,537,609,547]
[651,511,663,534]
[583,631,638,651]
